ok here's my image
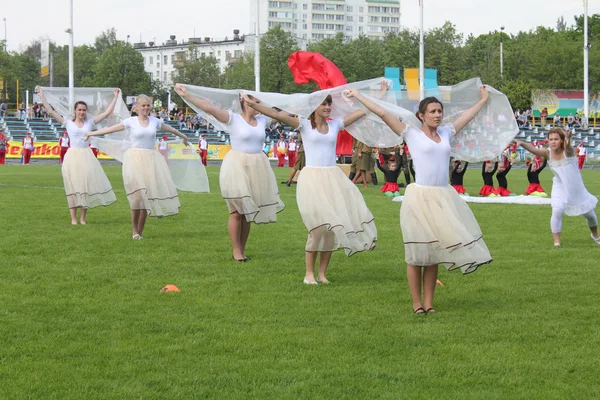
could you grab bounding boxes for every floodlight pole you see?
[584,0,589,125]
[419,0,425,101]
[254,0,261,92]
[68,0,74,109]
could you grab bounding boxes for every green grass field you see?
[1,164,599,399]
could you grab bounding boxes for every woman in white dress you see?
[175,85,284,262]
[346,87,492,314]
[83,95,190,239]
[243,94,377,284]
[38,88,119,225]
[516,128,599,246]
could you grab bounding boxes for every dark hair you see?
[547,128,566,151]
[415,97,443,122]
[309,95,332,129]
[239,94,258,112]
[72,101,88,121]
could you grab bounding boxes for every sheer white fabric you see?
[339,78,519,162]
[40,87,209,193]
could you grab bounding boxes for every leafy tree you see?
[259,25,300,93]
[222,53,255,90]
[175,47,221,88]
[93,42,151,96]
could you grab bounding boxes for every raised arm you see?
[515,140,549,159]
[452,86,489,134]
[343,110,366,128]
[175,85,230,124]
[160,123,190,146]
[94,89,121,125]
[36,87,65,125]
[491,162,498,174]
[242,95,300,129]
[82,123,126,141]
[564,129,576,157]
[345,88,407,136]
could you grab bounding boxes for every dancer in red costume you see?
[0,133,8,164]
[59,130,70,164]
[376,157,402,197]
[479,161,497,196]
[493,157,514,196]
[577,142,586,170]
[276,134,287,167]
[22,132,34,164]
[287,136,298,167]
[525,158,548,197]
[198,134,208,166]
[451,160,469,195]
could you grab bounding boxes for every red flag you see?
[288,51,353,156]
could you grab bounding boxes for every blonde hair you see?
[136,94,152,104]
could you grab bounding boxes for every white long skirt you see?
[219,149,284,223]
[400,183,492,274]
[122,148,180,217]
[297,166,377,256]
[61,147,116,209]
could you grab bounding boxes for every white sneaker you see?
[591,234,600,245]
[553,242,561,247]
[303,278,318,285]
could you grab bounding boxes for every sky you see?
[1,0,598,52]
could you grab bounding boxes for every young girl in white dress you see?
[243,94,377,284]
[38,87,119,225]
[83,95,190,239]
[346,87,492,314]
[516,128,599,246]
[175,85,284,262]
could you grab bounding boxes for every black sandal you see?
[426,308,436,314]
[414,307,426,314]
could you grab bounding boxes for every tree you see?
[259,26,300,93]
[501,80,534,111]
[93,42,152,96]
[556,16,568,32]
[175,47,221,88]
[222,53,255,90]
[94,28,118,55]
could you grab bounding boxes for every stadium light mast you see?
[2,17,6,52]
[419,0,425,100]
[500,26,505,80]
[254,0,261,92]
[584,0,589,125]
[67,0,74,109]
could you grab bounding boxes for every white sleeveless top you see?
[299,117,343,167]
[548,151,597,215]
[65,118,95,148]
[226,111,268,154]
[122,116,162,150]
[404,124,454,186]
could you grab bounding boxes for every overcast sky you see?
[2,0,597,52]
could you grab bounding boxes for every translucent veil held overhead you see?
[39,87,210,193]
[177,78,388,131]
[336,78,520,162]
[177,78,517,162]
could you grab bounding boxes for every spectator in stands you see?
[519,112,529,128]
[567,113,575,128]
[540,108,548,126]
[0,101,7,117]
[39,87,120,225]
[22,132,34,164]
[553,113,561,127]
[33,102,40,118]
[198,134,208,166]
[0,133,8,164]
[59,130,70,164]
[574,112,583,128]
[170,104,179,120]
[18,102,26,120]
[40,105,48,120]
[83,93,190,237]
[159,107,168,122]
